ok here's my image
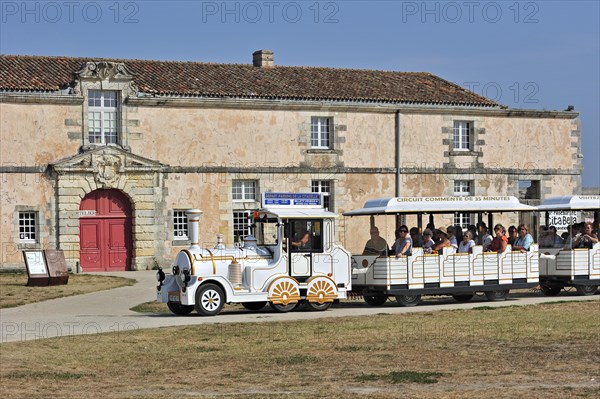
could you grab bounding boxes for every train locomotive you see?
[156,193,352,316]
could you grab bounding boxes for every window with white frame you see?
[454,180,473,228]
[233,211,252,242]
[311,180,332,211]
[88,90,119,145]
[311,117,332,149]
[232,181,257,201]
[453,121,472,151]
[19,212,37,243]
[173,211,189,240]
[454,180,472,196]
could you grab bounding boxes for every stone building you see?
[0,51,581,271]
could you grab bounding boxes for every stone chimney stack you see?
[253,50,274,67]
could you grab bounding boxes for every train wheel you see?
[270,302,299,313]
[241,301,268,311]
[363,294,388,306]
[452,294,474,303]
[267,277,301,312]
[306,301,332,311]
[484,289,510,301]
[540,284,562,296]
[575,285,598,296]
[194,284,225,316]
[167,301,194,315]
[395,294,421,307]
[306,276,338,305]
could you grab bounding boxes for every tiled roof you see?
[0,54,498,107]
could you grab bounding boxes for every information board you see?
[44,249,69,285]
[23,250,49,286]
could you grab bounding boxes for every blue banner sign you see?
[263,193,322,207]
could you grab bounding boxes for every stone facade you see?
[0,58,581,270]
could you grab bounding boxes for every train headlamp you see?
[156,267,165,284]
[181,269,191,285]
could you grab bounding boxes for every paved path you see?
[1,271,598,343]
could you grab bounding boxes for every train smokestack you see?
[186,209,203,250]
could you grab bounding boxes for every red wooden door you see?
[79,189,132,271]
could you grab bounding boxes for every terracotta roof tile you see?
[0,54,498,107]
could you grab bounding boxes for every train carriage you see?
[156,193,352,316]
[537,195,600,296]
[344,196,539,306]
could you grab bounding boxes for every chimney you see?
[253,50,274,67]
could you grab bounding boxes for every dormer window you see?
[88,90,119,145]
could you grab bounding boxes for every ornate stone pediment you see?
[51,147,167,188]
[77,61,135,81]
[73,61,138,96]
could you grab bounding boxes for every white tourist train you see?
[156,193,352,316]
[343,196,540,306]
[537,195,600,296]
[156,193,598,316]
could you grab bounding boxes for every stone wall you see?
[0,93,582,270]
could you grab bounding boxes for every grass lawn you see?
[1,301,599,398]
[0,273,136,308]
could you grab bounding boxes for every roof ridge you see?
[0,54,433,74]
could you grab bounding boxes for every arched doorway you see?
[79,189,133,271]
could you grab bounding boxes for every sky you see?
[1,0,598,187]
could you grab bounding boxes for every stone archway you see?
[51,146,167,271]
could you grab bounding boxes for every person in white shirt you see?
[458,230,475,253]
[394,225,413,257]
[422,228,435,254]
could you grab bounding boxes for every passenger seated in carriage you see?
[477,222,493,251]
[538,226,555,248]
[572,222,599,249]
[432,227,453,253]
[458,231,475,253]
[362,226,389,256]
[549,226,564,247]
[394,225,412,257]
[489,224,508,253]
[454,224,464,243]
[447,226,459,249]
[422,229,435,254]
[409,227,423,248]
[563,223,582,249]
[513,224,534,252]
[507,225,518,246]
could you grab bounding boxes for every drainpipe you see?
[395,111,401,197]
[395,111,403,228]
